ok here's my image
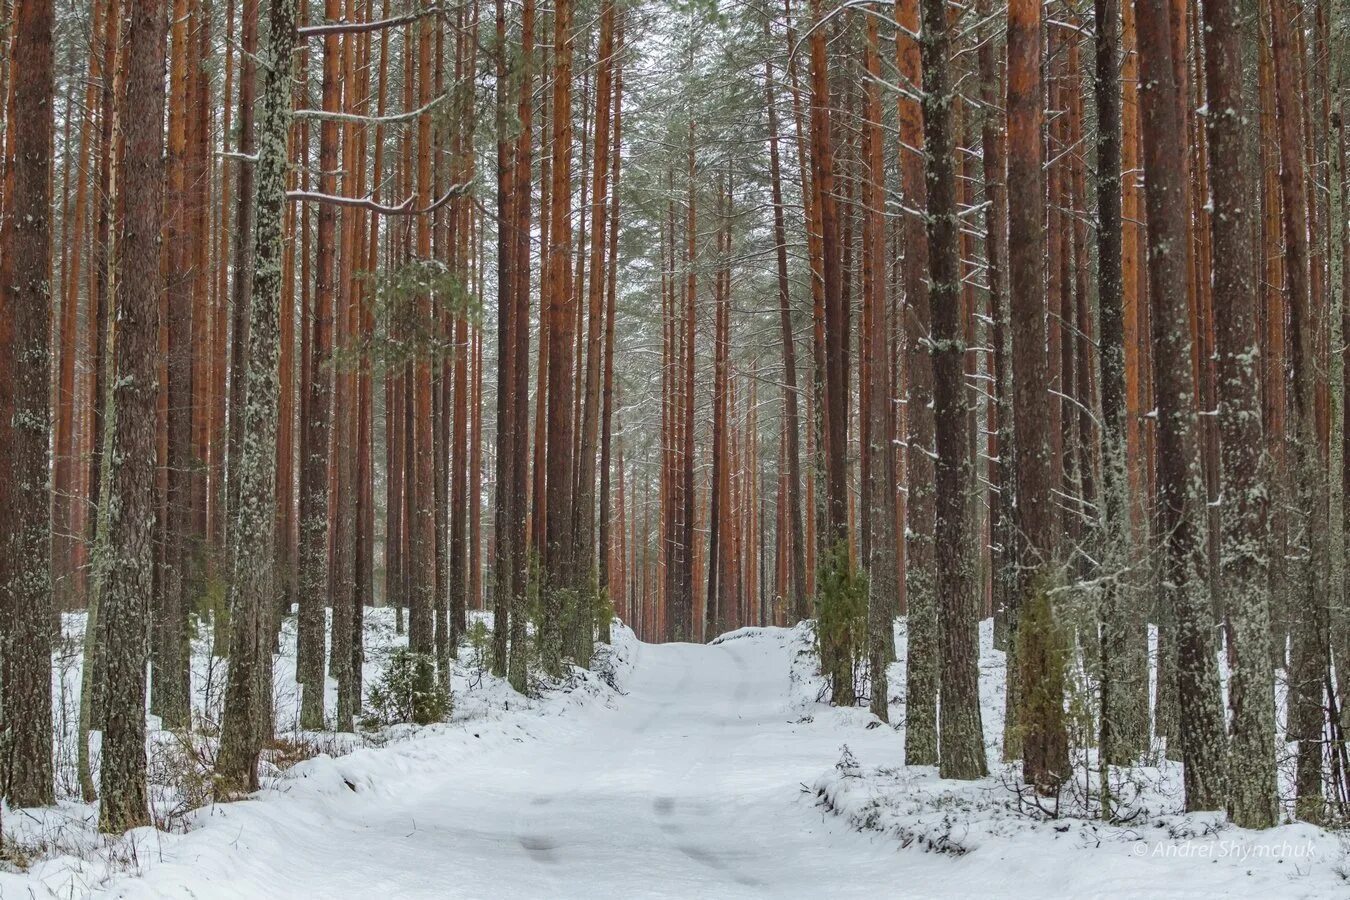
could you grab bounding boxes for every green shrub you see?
[465,619,493,676]
[815,539,868,706]
[1016,574,1070,793]
[362,649,449,727]
[594,586,615,643]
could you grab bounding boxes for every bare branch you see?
[297,6,447,37]
[293,91,449,125]
[287,182,472,216]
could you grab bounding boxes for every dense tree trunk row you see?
[3,0,1348,834]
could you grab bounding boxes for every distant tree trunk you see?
[862,13,895,723]
[86,0,120,569]
[507,0,534,690]
[573,0,616,658]
[1268,0,1327,823]
[661,172,677,640]
[0,0,55,811]
[542,0,577,671]
[706,180,728,640]
[491,0,517,677]
[531,75,551,564]
[597,23,624,643]
[1095,0,1149,775]
[408,3,437,660]
[329,21,359,728]
[469,327,484,613]
[1253,10,1286,674]
[96,0,167,830]
[216,0,298,791]
[54,2,103,613]
[450,300,469,657]
[806,0,853,706]
[780,3,819,603]
[974,0,1014,658]
[764,44,806,626]
[1007,0,1066,789]
[897,0,938,765]
[226,0,258,541]
[298,0,340,729]
[806,0,845,549]
[158,0,203,724]
[1133,0,1227,811]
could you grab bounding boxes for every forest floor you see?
[3,613,1349,898]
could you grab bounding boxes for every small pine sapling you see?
[363,649,449,727]
[815,540,868,706]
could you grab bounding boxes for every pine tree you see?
[1007,0,1066,790]
[1268,0,1327,824]
[897,0,938,766]
[297,0,339,730]
[506,0,534,690]
[491,0,518,679]
[216,0,299,792]
[1094,0,1149,775]
[1199,0,1275,829]
[861,11,894,724]
[1133,0,1226,811]
[96,0,168,831]
[920,0,985,781]
[0,0,55,811]
[763,40,807,627]
[542,0,577,669]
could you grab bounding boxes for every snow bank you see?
[1,610,639,898]
[793,617,1350,898]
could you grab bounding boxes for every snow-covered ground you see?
[805,619,1348,898]
[3,613,1348,898]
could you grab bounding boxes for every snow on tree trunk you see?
[95,0,168,832]
[1134,0,1227,812]
[297,0,340,731]
[861,14,895,724]
[1094,0,1149,775]
[216,0,298,792]
[896,0,938,767]
[1007,0,1067,791]
[491,0,518,680]
[920,0,986,781]
[506,0,535,691]
[0,0,55,812]
[1200,0,1276,829]
[1267,0,1328,823]
[763,42,807,629]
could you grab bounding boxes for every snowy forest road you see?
[111,631,913,899]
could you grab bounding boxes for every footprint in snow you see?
[518,835,560,863]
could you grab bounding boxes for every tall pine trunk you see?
[897,0,938,765]
[1095,0,1149,775]
[862,14,895,723]
[1200,0,1275,829]
[1134,0,1227,811]
[1007,0,1066,788]
[764,43,807,627]
[216,0,298,791]
[920,0,985,780]
[0,0,55,811]
[96,0,167,831]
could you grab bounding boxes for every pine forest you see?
[2,0,1350,894]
